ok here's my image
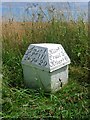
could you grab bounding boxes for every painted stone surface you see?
[21,43,71,93]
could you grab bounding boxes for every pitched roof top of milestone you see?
[21,43,71,72]
[31,43,60,48]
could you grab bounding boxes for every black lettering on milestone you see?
[40,49,43,52]
[39,60,43,65]
[25,54,28,59]
[43,49,47,53]
[40,54,44,59]
[28,46,35,53]
[58,60,62,64]
[38,54,41,59]
[31,51,35,56]
[50,61,55,67]
[34,52,38,55]
[27,56,30,60]
[40,49,46,59]
[49,47,59,54]
[57,47,60,50]
[34,59,38,62]
[42,55,46,60]
[30,46,35,51]
[61,51,64,56]
[34,48,37,52]
[64,57,68,61]
[54,54,60,59]
[43,61,47,66]
[62,57,65,62]
[31,58,35,62]
[49,55,53,60]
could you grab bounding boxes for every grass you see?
[2,69,89,119]
[2,3,90,119]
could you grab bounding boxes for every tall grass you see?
[2,3,89,119]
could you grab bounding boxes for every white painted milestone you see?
[21,43,71,93]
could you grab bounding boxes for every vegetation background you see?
[2,2,90,119]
